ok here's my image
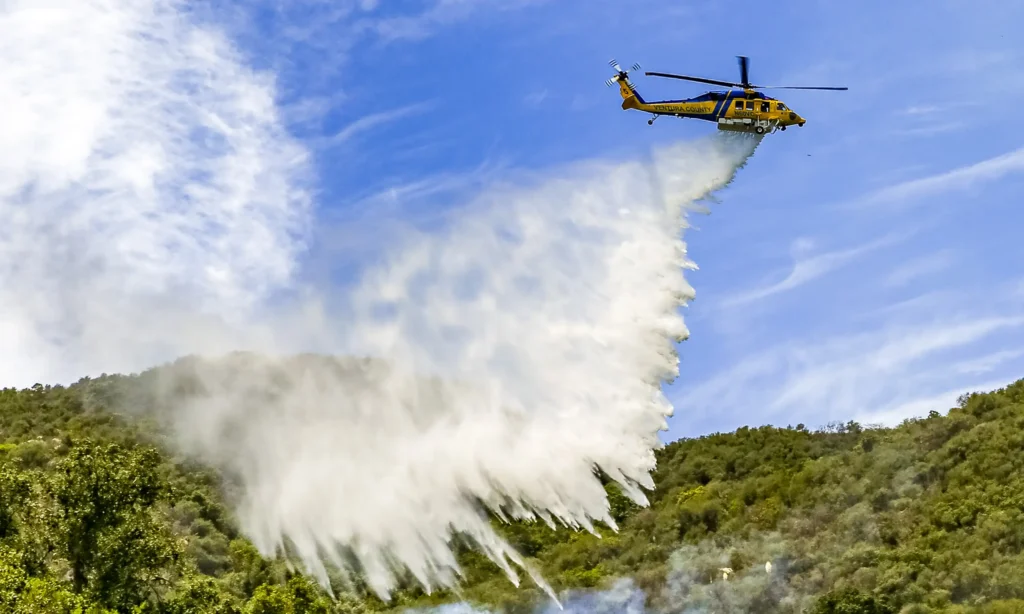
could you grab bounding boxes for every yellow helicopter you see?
[606,56,847,134]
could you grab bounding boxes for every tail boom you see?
[617,78,647,111]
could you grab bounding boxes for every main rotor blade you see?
[754,85,849,90]
[645,65,849,91]
[737,56,750,88]
[645,71,742,88]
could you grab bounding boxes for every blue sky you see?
[204,0,1024,440]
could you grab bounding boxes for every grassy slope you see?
[2,369,1023,613]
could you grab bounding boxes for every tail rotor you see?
[605,58,642,86]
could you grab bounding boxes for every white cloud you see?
[718,233,903,308]
[894,101,982,117]
[949,350,1024,376]
[202,0,539,127]
[883,249,957,287]
[899,105,942,115]
[854,379,1009,427]
[279,92,348,129]
[320,101,434,147]
[359,0,550,42]
[891,121,967,137]
[848,146,1024,210]
[0,0,312,384]
[672,295,1024,433]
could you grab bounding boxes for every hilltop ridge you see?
[0,363,1022,613]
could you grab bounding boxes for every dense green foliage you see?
[439,379,1024,614]
[1,370,1023,613]
[0,380,343,613]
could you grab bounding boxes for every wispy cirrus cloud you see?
[206,0,545,129]
[890,121,967,138]
[317,101,436,148]
[950,350,1024,376]
[718,233,904,308]
[899,105,943,116]
[859,378,1011,427]
[0,0,312,384]
[672,287,1024,436]
[846,146,1024,211]
[883,249,957,287]
[356,0,550,42]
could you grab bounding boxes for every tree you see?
[811,588,895,614]
[0,468,30,540]
[46,440,177,611]
[144,574,240,614]
[243,576,332,614]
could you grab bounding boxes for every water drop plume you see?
[0,0,762,601]
[148,132,763,603]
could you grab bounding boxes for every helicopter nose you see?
[788,111,806,126]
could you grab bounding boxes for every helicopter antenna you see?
[645,55,848,91]
[605,58,642,87]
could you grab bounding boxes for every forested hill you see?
[0,368,1023,613]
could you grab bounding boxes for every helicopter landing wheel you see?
[755,125,765,134]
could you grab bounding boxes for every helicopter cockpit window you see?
[777,102,787,111]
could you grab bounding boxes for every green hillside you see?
[1,366,1022,613]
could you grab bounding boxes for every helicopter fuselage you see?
[616,79,805,134]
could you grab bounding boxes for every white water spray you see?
[149,132,762,603]
[0,0,762,605]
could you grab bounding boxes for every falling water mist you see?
[0,0,764,604]
[141,132,764,604]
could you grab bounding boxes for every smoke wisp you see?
[2,0,763,605]
[409,531,809,613]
